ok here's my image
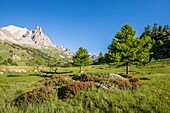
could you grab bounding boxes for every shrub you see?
[58,82,94,99]
[72,74,86,81]
[39,75,72,86]
[15,86,56,105]
[131,82,139,87]
[129,77,140,82]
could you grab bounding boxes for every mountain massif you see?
[0,25,73,66]
[0,25,55,48]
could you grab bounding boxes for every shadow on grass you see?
[29,73,53,77]
[7,71,73,78]
[7,74,24,77]
[41,71,73,75]
[7,74,39,77]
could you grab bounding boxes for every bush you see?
[72,74,86,81]
[39,75,72,87]
[129,77,140,82]
[58,82,94,99]
[15,86,56,105]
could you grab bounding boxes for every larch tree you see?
[48,59,62,73]
[73,47,91,72]
[105,24,153,75]
[27,57,44,74]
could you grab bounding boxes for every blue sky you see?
[0,0,170,54]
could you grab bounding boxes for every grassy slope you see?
[0,42,70,66]
[0,61,170,113]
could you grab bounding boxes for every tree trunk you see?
[55,67,58,73]
[79,66,82,73]
[126,63,129,75]
[36,66,41,75]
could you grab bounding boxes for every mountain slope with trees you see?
[140,23,170,59]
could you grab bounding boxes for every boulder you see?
[95,82,114,90]
[0,72,4,75]
[110,73,127,80]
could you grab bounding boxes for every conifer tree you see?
[73,47,91,72]
[106,24,153,75]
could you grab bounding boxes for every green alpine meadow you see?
[0,0,170,112]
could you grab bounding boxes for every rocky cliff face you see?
[0,25,55,48]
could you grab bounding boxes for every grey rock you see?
[110,73,127,80]
[12,54,21,61]
[0,72,4,75]
[95,82,115,90]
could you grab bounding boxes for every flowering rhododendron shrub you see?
[129,77,140,82]
[39,75,72,86]
[58,82,94,99]
[15,86,56,105]
[131,82,139,87]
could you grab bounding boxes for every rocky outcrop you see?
[12,54,21,61]
[0,72,4,75]
[90,55,98,62]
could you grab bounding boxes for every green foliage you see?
[27,57,43,66]
[106,24,153,74]
[73,47,91,72]
[97,52,105,64]
[140,23,170,59]
[0,56,3,65]
[26,57,44,73]
[48,59,63,72]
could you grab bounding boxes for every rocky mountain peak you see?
[0,25,55,48]
[34,26,42,34]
